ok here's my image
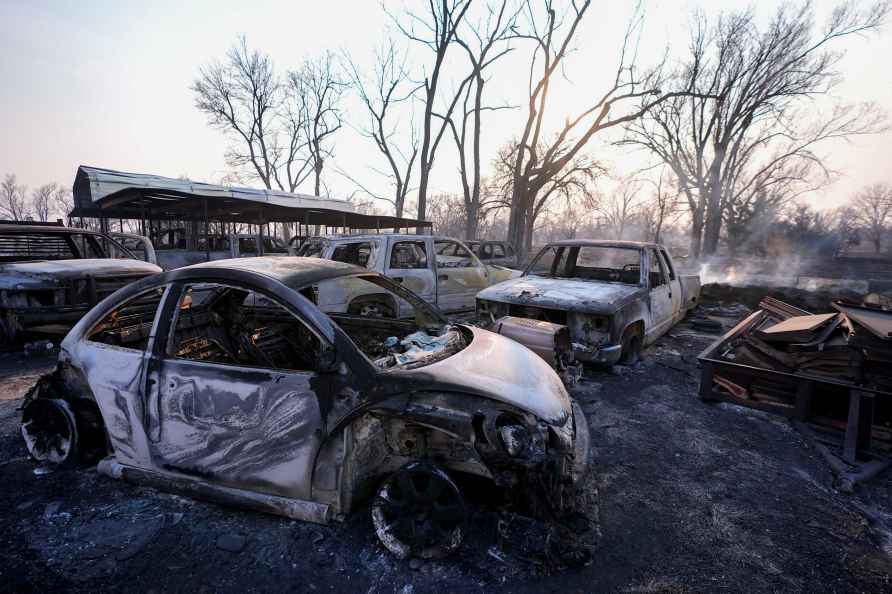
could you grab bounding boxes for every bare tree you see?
[193,37,311,192]
[445,0,519,239]
[389,0,473,222]
[345,40,419,217]
[53,186,73,222]
[426,192,468,237]
[288,51,347,196]
[597,177,643,240]
[493,139,601,247]
[638,168,680,244]
[624,2,888,257]
[505,0,694,257]
[853,182,892,253]
[31,183,58,222]
[0,174,29,220]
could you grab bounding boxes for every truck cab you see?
[476,240,700,365]
[296,234,493,314]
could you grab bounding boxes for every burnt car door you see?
[433,239,489,312]
[78,285,171,468]
[647,248,673,339]
[384,238,436,314]
[143,280,332,500]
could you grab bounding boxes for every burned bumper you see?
[573,342,622,365]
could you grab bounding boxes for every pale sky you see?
[2,0,890,214]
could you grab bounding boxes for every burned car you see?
[0,223,162,346]
[21,257,589,558]
[477,240,700,366]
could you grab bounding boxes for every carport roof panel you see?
[70,166,431,229]
[73,165,356,213]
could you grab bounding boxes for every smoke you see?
[696,254,869,294]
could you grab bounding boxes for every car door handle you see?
[392,276,404,283]
[438,274,448,281]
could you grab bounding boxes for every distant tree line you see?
[0,174,72,223]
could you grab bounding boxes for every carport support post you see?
[203,198,210,262]
[257,208,264,256]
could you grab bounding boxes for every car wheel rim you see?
[21,399,77,464]
[371,462,466,559]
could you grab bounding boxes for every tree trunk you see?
[464,208,478,241]
[524,212,535,255]
[702,147,727,255]
[416,163,430,228]
[689,211,703,259]
[314,160,322,196]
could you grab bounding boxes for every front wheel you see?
[371,462,467,559]
[21,398,79,465]
[618,328,642,365]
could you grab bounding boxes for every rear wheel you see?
[371,462,467,559]
[348,298,395,319]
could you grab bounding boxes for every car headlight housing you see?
[498,423,530,457]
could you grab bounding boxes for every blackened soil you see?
[1,317,891,593]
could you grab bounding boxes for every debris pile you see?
[699,296,892,488]
[712,297,892,392]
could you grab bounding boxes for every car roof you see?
[546,239,658,249]
[313,233,454,242]
[0,224,102,234]
[174,256,370,290]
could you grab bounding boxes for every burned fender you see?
[21,365,108,464]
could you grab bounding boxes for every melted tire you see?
[371,462,467,559]
[21,398,79,465]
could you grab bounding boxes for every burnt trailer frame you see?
[698,311,892,488]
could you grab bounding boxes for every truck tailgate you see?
[680,275,701,310]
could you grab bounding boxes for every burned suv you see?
[0,223,162,346]
[21,257,589,558]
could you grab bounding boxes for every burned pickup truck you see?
[476,240,700,365]
[21,257,589,558]
[1,223,162,346]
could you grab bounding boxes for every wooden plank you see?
[698,310,765,360]
[833,302,892,340]
[761,313,836,335]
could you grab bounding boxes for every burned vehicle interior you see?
[86,273,462,373]
[530,244,642,284]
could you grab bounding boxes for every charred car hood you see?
[394,326,571,425]
[477,275,645,315]
[0,259,161,288]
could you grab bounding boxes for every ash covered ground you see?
[1,302,891,593]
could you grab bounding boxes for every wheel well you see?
[23,365,109,462]
[311,409,496,517]
[622,320,644,340]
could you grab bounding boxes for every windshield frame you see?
[524,243,645,286]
